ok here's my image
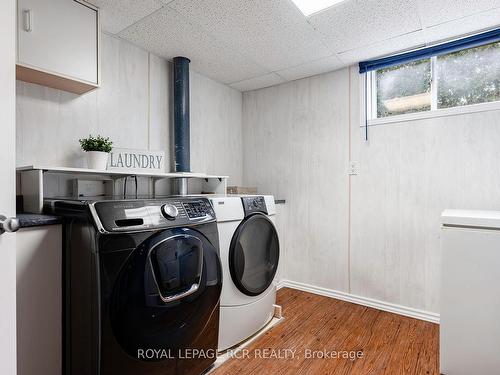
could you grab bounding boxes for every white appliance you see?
[210,195,280,351]
[441,209,500,375]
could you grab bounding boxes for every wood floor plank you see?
[211,288,439,375]
[341,311,405,375]
[414,321,439,375]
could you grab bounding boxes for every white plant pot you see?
[86,151,109,170]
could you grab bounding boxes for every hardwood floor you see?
[212,288,439,375]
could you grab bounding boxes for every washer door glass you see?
[149,234,203,303]
[109,228,222,361]
[229,214,280,296]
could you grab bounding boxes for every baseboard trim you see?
[277,279,440,324]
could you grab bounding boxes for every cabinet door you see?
[17,226,62,375]
[18,0,98,84]
[441,228,500,374]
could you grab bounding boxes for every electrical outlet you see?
[72,179,106,197]
[348,161,359,175]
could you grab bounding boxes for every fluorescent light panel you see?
[291,0,345,16]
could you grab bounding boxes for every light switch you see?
[348,161,359,175]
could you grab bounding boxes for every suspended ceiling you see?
[90,0,500,91]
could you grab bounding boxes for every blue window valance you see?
[359,27,500,74]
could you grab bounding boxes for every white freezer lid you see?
[441,209,500,229]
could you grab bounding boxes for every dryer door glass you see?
[229,214,280,296]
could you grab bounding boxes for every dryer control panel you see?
[241,196,268,216]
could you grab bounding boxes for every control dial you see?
[161,204,179,220]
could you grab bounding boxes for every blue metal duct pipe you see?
[173,56,191,173]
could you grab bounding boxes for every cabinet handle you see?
[23,9,32,32]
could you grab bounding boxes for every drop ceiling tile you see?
[166,0,332,72]
[309,0,422,53]
[118,7,269,84]
[338,30,426,65]
[416,0,500,28]
[100,0,500,90]
[277,55,345,81]
[423,8,500,44]
[90,0,164,34]
[229,73,286,92]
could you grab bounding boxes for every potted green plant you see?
[79,135,113,170]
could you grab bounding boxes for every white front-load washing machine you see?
[210,195,280,351]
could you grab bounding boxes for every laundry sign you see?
[108,148,165,172]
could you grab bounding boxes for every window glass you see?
[437,41,500,109]
[376,59,431,118]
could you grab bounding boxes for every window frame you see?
[362,53,500,127]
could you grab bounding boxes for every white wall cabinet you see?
[16,0,99,94]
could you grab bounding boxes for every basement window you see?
[437,42,500,109]
[375,58,431,118]
[365,41,500,122]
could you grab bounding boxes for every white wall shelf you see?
[17,165,228,180]
[17,165,228,213]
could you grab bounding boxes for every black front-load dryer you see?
[48,197,222,375]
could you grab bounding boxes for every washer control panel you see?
[160,203,179,220]
[183,200,215,220]
[241,196,268,216]
[92,197,216,232]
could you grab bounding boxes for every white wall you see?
[243,69,350,293]
[242,66,500,314]
[349,71,500,313]
[16,33,243,185]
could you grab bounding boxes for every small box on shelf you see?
[227,186,257,195]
